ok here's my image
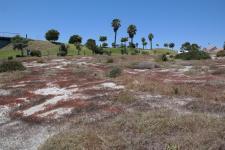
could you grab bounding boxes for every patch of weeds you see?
[0,61,26,72]
[106,57,114,63]
[30,50,42,57]
[216,50,225,57]
[128,62,160,69]
[108,66,122,78]
[113,91,137,104]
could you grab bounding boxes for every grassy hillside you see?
[0,40,177,59]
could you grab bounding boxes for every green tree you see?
[148,33,154,50]
[99,36,107,47]
[156,44,159,47]
[69,35,82,55]
[86,39,97,54]
[11,35,28,56]
[120,37,129,55]
[169,43,175,50]
[223,42,225,50]
[127,25,137,44]
[181,42,200,52]
[111,19,121,47]
[164,43,169,48]
[45,29,59,42]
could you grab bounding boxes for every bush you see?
[216,50,225,57]
[0,61,26,72]
[175,50,210,60]
[57,44,68,56]
[129,62,160,69]
[108,66,122,78]
[8,56,13,60]
[142,51,150,55]
[161,54,168,61]
[106,57,114,63]
[30,50,42,57]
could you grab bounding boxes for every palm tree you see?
[111,19,121,47]
[148,33,154,50]
[127,25,137,44]
[141,37,146,49]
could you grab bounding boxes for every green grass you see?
[0,40,177,59]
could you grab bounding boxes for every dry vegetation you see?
[0,55,225,149]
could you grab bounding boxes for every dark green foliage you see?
[175,50,211,60]
[45,29,60,42]
[176,42,210,60]
[161,54,168,61]
[102,43,108,48]
[216,50,225,57]
[30,50,42,57]
[11,35,28,56]
[108,66,122,78]
[141,37,147,49]
[181,42,200,52]
[0,61,26,72]
[57,44,68,56]
[69,35,82,55]
[169,43,175,49]
[86,39,97,54]
[127,25,137,44]
[99,36,107,43]
[148,33,154,50]
[8,56,13,60]
[164,43,169,48]
[223,42,225,50]
[69,35,82,44]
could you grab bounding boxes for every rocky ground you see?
[0,56,225,150]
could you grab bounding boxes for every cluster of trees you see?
[44,18,158,54]
[164,43,175,50]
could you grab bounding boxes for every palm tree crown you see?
[127,25,137,43]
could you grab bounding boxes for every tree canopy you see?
[45,29,60,42]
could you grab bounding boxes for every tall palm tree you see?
[141,37,146,49]
[111,19,121,47]
[148,33,154,50]
[127,25,137,44]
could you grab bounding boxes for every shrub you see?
[30,50,42,57]
[0,61,26,72]
[142,51,150,55]
[216,50,225,57]
[106,57,114,63]
[129,62,160,69]
[175,50,210,60]
[161,54,168,61]
[8,56,13,60]
[57,44,68,56]
[108,66,122,78]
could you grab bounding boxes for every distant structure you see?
[203,46,223,53]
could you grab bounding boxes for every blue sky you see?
[1,0,225,49]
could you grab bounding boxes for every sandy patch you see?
[0,89,11,96]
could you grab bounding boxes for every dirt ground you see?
[0,56,225,150]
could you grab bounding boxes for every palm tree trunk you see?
[150,41,153,50]
[114,31,117,47]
